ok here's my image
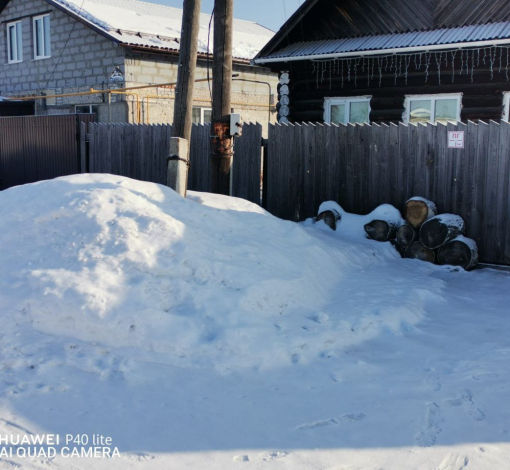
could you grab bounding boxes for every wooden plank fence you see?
[87,122,263,204]
[0,114,94,190]
[266,121,510,265]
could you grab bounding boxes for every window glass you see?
[7,22,22,62]
[9,25,16,61]
[435,99,458,123]
[203,109,212,124]
[43,15,51,56]
[192,108,201,125]
[36,19,44,57]
[410,100,432,123]
[34,16,50,58]
[350,101,369,123]
[330,104,346,124]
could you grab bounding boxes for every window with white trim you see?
[7,21,23,63]
[33,14,51,59]
[404,93,462,124]
[192,107,212,125]
[75,105,99,114]
[502,92,510,121]
[324,96,371,125]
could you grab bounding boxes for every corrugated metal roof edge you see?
[255,21,510,63]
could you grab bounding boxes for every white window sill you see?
[33,56,51,61]
[6,60,23,65]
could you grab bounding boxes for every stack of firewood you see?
[317,197,479,271]
[372,197,478,270]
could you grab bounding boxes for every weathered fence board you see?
[265,121,510,265]
[0,114,94,190]
[87,122,263,204]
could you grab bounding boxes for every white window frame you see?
[403,93,462,124]
[192,106,212,125]
[6,20,23,64]
[75,105,98,114]
[324,96,372,125]
[33,14,51,60]
[502,92,510,121]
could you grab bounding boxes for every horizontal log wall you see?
[286,56,510,124]
[266,120,510,266]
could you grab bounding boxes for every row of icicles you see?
[311,46,510,89]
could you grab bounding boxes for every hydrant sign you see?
[448,131,465,149]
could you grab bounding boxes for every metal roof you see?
[49,0,274,61]
[256,21,510,63]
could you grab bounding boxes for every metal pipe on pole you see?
[211,0,234,196]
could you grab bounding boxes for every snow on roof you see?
[51,0,275,61]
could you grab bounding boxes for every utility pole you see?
[211,0,234,195]
[168,0,202,196]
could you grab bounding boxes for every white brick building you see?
[0,0,278,126]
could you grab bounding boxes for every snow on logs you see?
[420,214,466,250]
[363,204,404,242]
[314,197,478,271]
[437,236,479,271]
[316,208,341,231]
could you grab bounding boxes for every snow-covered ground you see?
[0,174,509,470]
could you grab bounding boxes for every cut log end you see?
[364,220,397,242]
[405,198,437,228]
[438,238,479,271]
[405,242,436,264]
[420,215,466,249]
[396,223,418,247]
[316,210,341,231]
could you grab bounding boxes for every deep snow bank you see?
[0,175,443,372]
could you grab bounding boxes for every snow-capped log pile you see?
[316,197,479,271]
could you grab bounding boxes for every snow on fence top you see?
[52,0,275,60]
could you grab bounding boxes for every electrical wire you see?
[207,6,215,102]
[44,0,87,92]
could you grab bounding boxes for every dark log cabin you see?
[254,0,510,125]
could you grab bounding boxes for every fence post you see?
[167,137,190,197]
[79,122,88,173]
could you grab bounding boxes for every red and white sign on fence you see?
[448,131,465,149]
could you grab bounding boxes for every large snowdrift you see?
[0,175,509,470]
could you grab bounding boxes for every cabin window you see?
[404,94,462,124]
[324,97,371,125]
[192,107,212,125]
[33,14,51,59]
[7,21,23,63]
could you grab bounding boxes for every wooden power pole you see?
[211,0,234,195]
[173,0,202,144]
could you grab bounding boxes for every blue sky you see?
[149,0,303,32]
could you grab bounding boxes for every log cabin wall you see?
[281,54,510,124]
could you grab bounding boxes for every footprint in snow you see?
[263,451,289,461]
[415,402,442,448]
[297,413,366,430]
[233,455,250,462]
[436,454,469,470]
[124,452,158,461]
[472,372,499,381]
[445,390,485,422]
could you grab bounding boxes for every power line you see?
[43,0,87,92]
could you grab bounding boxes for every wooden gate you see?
[0,114,94,190]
